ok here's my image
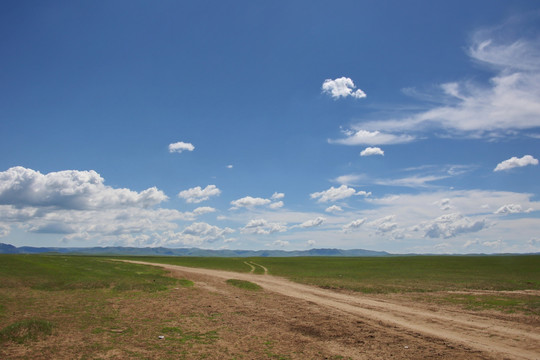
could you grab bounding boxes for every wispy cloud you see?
[299,216,325,228]
[329,129,414,146]
[338,16,540,141]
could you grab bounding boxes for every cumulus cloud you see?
[423,213,487,239]
[242,219,287,235]
[329,129,414,146]
[494,155,538,172]
[494,204,533,215]
[0,166,167,210]
[368,215,398,233]
[325,205,343,213]
[299,217,325,228]
[230,196,272,209]
[322,77,366,99]
[271,192,285,200]
[182,222,234,242]
[192,206,216,216]
[178,185,221,203]
[360,147,384,156]
[342,218,366,233]
[168,141,195,153]
[310,185,370,203]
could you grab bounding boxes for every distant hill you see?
[0,243,389,257]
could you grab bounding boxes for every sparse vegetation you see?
[226,279,262,291]
[161,326,219,344]
[0,319,53,344]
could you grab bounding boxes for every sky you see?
[1,1,540,254]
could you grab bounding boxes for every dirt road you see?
[127,260,540,360]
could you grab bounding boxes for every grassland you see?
[1,254,539,359]
[123,255,540,315]
[120,255,540,293]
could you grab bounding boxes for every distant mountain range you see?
[0,242,389,257]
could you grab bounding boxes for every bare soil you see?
[132,260,540,360]
[2,260,539,359]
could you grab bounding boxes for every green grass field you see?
[117,254,540,314]
[119,255,540,293]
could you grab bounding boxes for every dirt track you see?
[128,260,540,360]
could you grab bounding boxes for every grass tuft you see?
[178,279,194,287]
[0,319,53,344]
[226,279,262,291]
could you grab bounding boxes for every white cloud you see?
[437,198,452,211]
[342,218,366,233]
[227,165,233,169]
[307,240,316,247]
[329,129,414,146]
[333,174,365,186]
[0,166,167,210]
[192,206,216,216]
[182,222,234,242]
[272,240,290,247]
[0,224,10,237]
[178,185,221,203]
[494,155,538,172]
[310,185,370,203]
[494,204,533,215]
[375,174,448,188]
[230,196,272,209]
[168,141,195,154]
[360,147,384,156]
[322,77,366,99]
[482,239,503,248]
[300,217,325,228]
[422,213,487,239]
[355,21,540,138]
[269,201,284,209]
[271,192,285,200]
[367,215,398,233]
[325,205,343,213]
[242,219,287,235]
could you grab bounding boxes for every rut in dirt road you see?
[125,260,540,360]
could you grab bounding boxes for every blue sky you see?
[1,1,539,253]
